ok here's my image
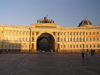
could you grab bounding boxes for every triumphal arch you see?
[0,16,100,53]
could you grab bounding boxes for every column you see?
[81,32,83,41]
[34,32,36,42]
[72,32,73,42]
[75,32,76,41]
[62,32,64,42]
[18,31,19,41]
[20,31,22,41]
[66,32,67,42]
[13,31,15,41]
[10,31,12,41]
[28,31,29,41]
[24,31,26,41]
[59,32,61,42]
[85,32,86,41]
[31,31,32,42]
[68,32,70,42]
[78,32,79,41]
[7,30,8,40]
[56,32,58,42]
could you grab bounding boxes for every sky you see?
[0,0,100,27]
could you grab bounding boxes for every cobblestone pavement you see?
[0,53,100,75]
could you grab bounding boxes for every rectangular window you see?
[64,38,66,41]
[9,44,10,48]
[86,45,88,48]
[15,44,17,48]
[94,45,95,48]
[76,33,78,35]
[97,32,99,34]
[5,45,7,48]
[97,37,99,41]
[90,37,91,41]
[19,44,21,48]
[80,45,81,48]
[97,44,99,48]
[64,45,66,48]
[89,32,91,35]
[86,32,88,35]
[77,45,78,48]
[70,45,72,48]
[73,45,75,48]
[12,44,14,48]
[90,44,92,48]
[93,32,95,35]
[93,37,95,41]
[86,38,88,41]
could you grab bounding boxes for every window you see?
[93,32,95,35]
[70,33,72,35]
[73,45,75,48]
[60,33,62,35]
[61,45,62,48]
[97,37,99,41]
[19,44,21,48]
[90,37,91,41]
[86,45,88,48]
[15,44,17,48]
[77,38,78,41]
[86,32,88,35]
[80,33,81,35]
[76,33,78,35]
[64,45,66,48]
[12,44,14,48]
[1,31,3,33]
[97,32,99,34]
[77,45,78,48]
[83,38,85,41]
[64,38,66,41]
[93,37,95,41]
[5,45,7,48]
[89,32,91,35]
[86,38,88,41]
[73,33,75,35]
[83,44,85,48]
[94,45,95,48]
[83,32,85,35]
[9,44,10,48]
[90,44,92,48]
[70,45,72,48]
[97,44,99,48]
[80,45,81,48]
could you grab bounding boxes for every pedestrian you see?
[82,49,85,59]
[6,49,8,53]
[86,49,89,56]
[0,50,2,54]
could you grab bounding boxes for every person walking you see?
[82,49,85,59]
[86,49,89,56]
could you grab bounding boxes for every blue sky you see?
[0,0,100,27]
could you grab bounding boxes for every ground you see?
[0,53,100,75]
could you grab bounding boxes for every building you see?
[0,16,100,53]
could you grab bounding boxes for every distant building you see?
[0,16,100,53]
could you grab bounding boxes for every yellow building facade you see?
[0,17,100,53]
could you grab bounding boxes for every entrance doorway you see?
[37,33,55,52]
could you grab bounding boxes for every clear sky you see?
[0,0,100,27]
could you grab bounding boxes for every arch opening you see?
[37,33,55,52]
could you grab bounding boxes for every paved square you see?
[0,53,100,75]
